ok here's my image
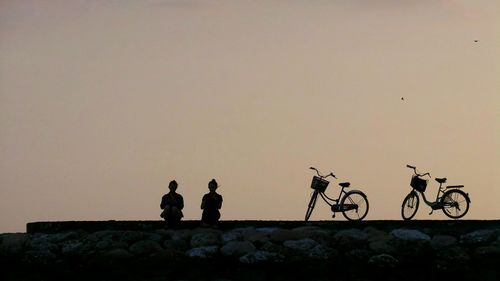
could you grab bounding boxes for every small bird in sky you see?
[474,40,479,42]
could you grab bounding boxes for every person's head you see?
[208,179,218,192]
[168,180,178,192]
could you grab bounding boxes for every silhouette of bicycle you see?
[402,165,471,220]
[305,167,369,221]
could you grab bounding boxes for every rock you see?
[255,227,280,234]
[129,240,163,256]
[190,232,220,248]
[239,251,284,263]
[221,241,256,256]
[345,249,372,262]
[60,240,84,256]
[391,229,431,241]
[119,231,154,243]
[473,246,500,259]
[436,246,470,263]
[291,226,330,241]
[334,229,369,248]
[102,248,134,260]
[283,238,318,251]
[308,245,337,259]
[368,254,399,268]
[186,246,219,258]
[364,227,389,241]
[166,229,193,241]
[260,241,286,254]
[163,239,189,251]
[27,235,59,253]
[431,235,457,250]
[269,229,303,242]
[0,233,29,257]
[461,229,498,246]
[435,246,471,270]
[24,249,57,264]
[245,231,269,244]
[51,231,81,243]
[369,236,396,254]
[221,231,243,243]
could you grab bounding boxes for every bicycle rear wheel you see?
[305,190,319,221]
[401,191,419,220]
[441,189,470,219]
[340,190,369,221]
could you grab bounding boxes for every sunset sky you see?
[1,0,499,232]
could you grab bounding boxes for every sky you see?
[0,0,499,232]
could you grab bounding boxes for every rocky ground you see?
[1,221,500,281]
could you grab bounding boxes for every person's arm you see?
[160,195,166,209]
[217,195,223,209]
[178,195,184,210]
[201,195,206,209]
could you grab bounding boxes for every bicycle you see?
[401,164,471,220]
[305,167,369,221]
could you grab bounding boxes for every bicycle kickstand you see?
[429,210,433,215]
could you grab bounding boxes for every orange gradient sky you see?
[1,0,499,232]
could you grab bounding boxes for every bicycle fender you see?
[345,190,367,198]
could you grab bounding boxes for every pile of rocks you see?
[1,226,499,280]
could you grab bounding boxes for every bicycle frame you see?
[318,186,349,210]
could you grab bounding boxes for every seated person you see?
[201,179,223,227]
[160,180,184,228]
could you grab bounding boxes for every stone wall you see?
[2,221,500,281]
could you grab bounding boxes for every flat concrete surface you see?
[26,219,500,234]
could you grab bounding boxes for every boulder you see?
[0,233,29,257]
[431,235,457,250]
[60,240,84,256]
[163,239,189,251]
[269,229,303,242]
[221,241,256,256]
[368,254,399,268]
[308,244,337,260]
[473,245,500,259]
[334,229,369,248]
[391,229,431,242]
[129,240,163,256]
[239,250,284,263]
[221,231,243,243]
[283,238,318,252]
[102,248,134,260]
[186,246,219,258]
[460,229,498,246]
[190,232,220,248]
[24,249,57,264]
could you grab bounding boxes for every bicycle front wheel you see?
[401,191,419,221]
[441,189,470,219]
[305,190,319,221]
[340,190,369,221]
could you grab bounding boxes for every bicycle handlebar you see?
[309,167,336,179]
[406,164,431,178]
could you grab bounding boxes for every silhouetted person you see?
[160,180,184,228]
[201,179,223,227]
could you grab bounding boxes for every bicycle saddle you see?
[435,178,447,184]
[339,182,350,188]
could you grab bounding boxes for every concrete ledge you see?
[26,220,500,234]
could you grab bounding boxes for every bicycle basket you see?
[311,176,329,192]
[410,176,427,192]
